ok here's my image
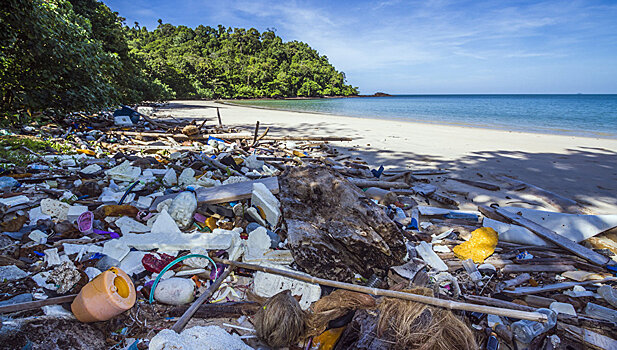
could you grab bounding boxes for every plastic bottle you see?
[462,259,482,284]
[167,191,197,229]
[511,308,557,344]
[584,302,617,323]
[597,285,617,308]
[71,267,136,322]
[0,176,19,191]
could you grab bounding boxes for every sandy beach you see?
[156,100,617,214]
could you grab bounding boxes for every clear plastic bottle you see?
[462,259,482,284]
[512,308,557,344]
[168,191,197,229]
[584,302,617,323]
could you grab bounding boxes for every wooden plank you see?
[487,206,611,266]
[503,277,617,296]
[501,264,576,273]
[0,294,76,314]
[150,177,279,211]
[450,178,500,191]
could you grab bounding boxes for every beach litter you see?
[0,103,616,349]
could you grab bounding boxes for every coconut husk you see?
[377,287,477,350]
[253,290,306,348]
[305,289,376,338]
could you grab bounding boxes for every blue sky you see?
[104,0,617,94]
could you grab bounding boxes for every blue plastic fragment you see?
[371,165,384,179]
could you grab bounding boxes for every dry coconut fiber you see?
[377,287,478,350]
[253,290,306,348]
[305,289,376,338]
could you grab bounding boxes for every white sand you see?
[156,100,617,214]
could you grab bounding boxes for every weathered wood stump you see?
[279,166,406,282]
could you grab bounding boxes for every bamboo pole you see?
[212,258,549,323]
[171,267,234,333]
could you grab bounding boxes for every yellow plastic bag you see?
[453,227,498,263]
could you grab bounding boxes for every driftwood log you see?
[279,166,408,281]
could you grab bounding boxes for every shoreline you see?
[157,100,617,214]
[219,99,617,140]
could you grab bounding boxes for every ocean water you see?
[232,95,617,138]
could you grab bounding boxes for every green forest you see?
[0,0,358,116]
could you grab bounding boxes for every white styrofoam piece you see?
[253,263,321,310]
[44,248,62,266]
[119,251,148,276]
[415,241,448,271]
[84,267,102,280]
[40,199,70,221]
[102,239,130,261]
[67,205,88,223]
[118,210,236,252]
[162,168,177,187]
[136,196,154,209]
[149,326,252,350]
[28,206,51,224]
[178,168,196,187]
[0,265,28,281]
[251,183,281,227]
[246,207,267,226]
[115,216,150,235]
[80,164,102,174]
[0,195,30,207]
[105,160,141,182]
[245,227,271,260]
[28,230,48,244]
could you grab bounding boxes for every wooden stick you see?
[252,127,270,148]
[21,146,55,168]
[347,178,409,189]
[503,277,617,296]
[0,294,77,314]
[450,178,500,191]
[216,107,222,126]
[212,258,549,322]
[252,121,260,145]
[501,264,576,273]
[488,206,611,266]
[171,266,234,333]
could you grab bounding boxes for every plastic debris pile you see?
[0,105,616,349]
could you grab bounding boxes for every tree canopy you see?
[0,0,358,116]
[128,23,358,99]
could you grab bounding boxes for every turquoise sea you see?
[232,95,617,138]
